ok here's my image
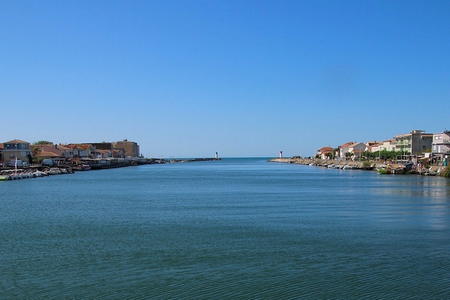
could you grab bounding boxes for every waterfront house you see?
[378,139,396,152]
[316,147,334,159]
[366,141,381,153]
[432,131,450,154]
[93,149,113,159]
[66,144,95,158]
[89,142,122,158]
[394,130,433,155]
[432,131,450,160]
[56,145,75,159]
[32,144,63,157]
[1,139,32,166]
[0,143,3,166]
[78,144,95,158]
[339,142,355,159]
[112,149,125,158]
[89,140,139,158]
[32,144,65,165]
[348,142,367,159]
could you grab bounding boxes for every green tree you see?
[34,141,53,145]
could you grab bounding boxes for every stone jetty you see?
[269,157,449,177]
[0,167,74,181]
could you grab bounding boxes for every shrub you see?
[362,161,372,169]
[33,141,53,145]
[442,167,450,178]
[378,168,390,175]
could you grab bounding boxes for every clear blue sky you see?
[1,0,449,157]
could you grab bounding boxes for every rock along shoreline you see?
[269,158,450,178]
[0,158,221,182]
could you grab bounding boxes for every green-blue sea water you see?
[1,158,450,299]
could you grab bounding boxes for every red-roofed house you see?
[57,145,75,159]
[65,144,95,158]
[339,142,366,159]
[338,142,355,159]
[316,146,334,159]
[366,141,382,153]
[93,149,113,158]
[32,144,64,162]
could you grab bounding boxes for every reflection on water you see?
[1,158,450,299]
[371,175,450,229]
[377,175,449,198]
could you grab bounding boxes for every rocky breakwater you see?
[270,157,450,177]
[0,157,223,182]
[0,167,74,181]
[269,158,377,170]
[169,158,222,163]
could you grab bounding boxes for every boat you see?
[73,164,91,171]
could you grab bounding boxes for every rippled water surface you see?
[1,158,450,299]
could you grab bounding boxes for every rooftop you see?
[340,142,355,148]
[96,149,112,154]
[395,130,433,138]
[348,142,361,148]
[57,145,72,151]
[5,139,30,144]
[35,150,63,158]
[66,144,94,150]
[33,145,63,157]
[318,146,333,153]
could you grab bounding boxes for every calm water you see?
[1,158,450,299]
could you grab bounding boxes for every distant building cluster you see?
[0,139,140,167]
[316,130,450,162]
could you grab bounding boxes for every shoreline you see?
[269,157,450,177]
[0,157,221,181]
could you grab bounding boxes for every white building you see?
[339,142,366,159]
[378,139,396,152]
[366,141,381,153]
[432,131,450,156]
